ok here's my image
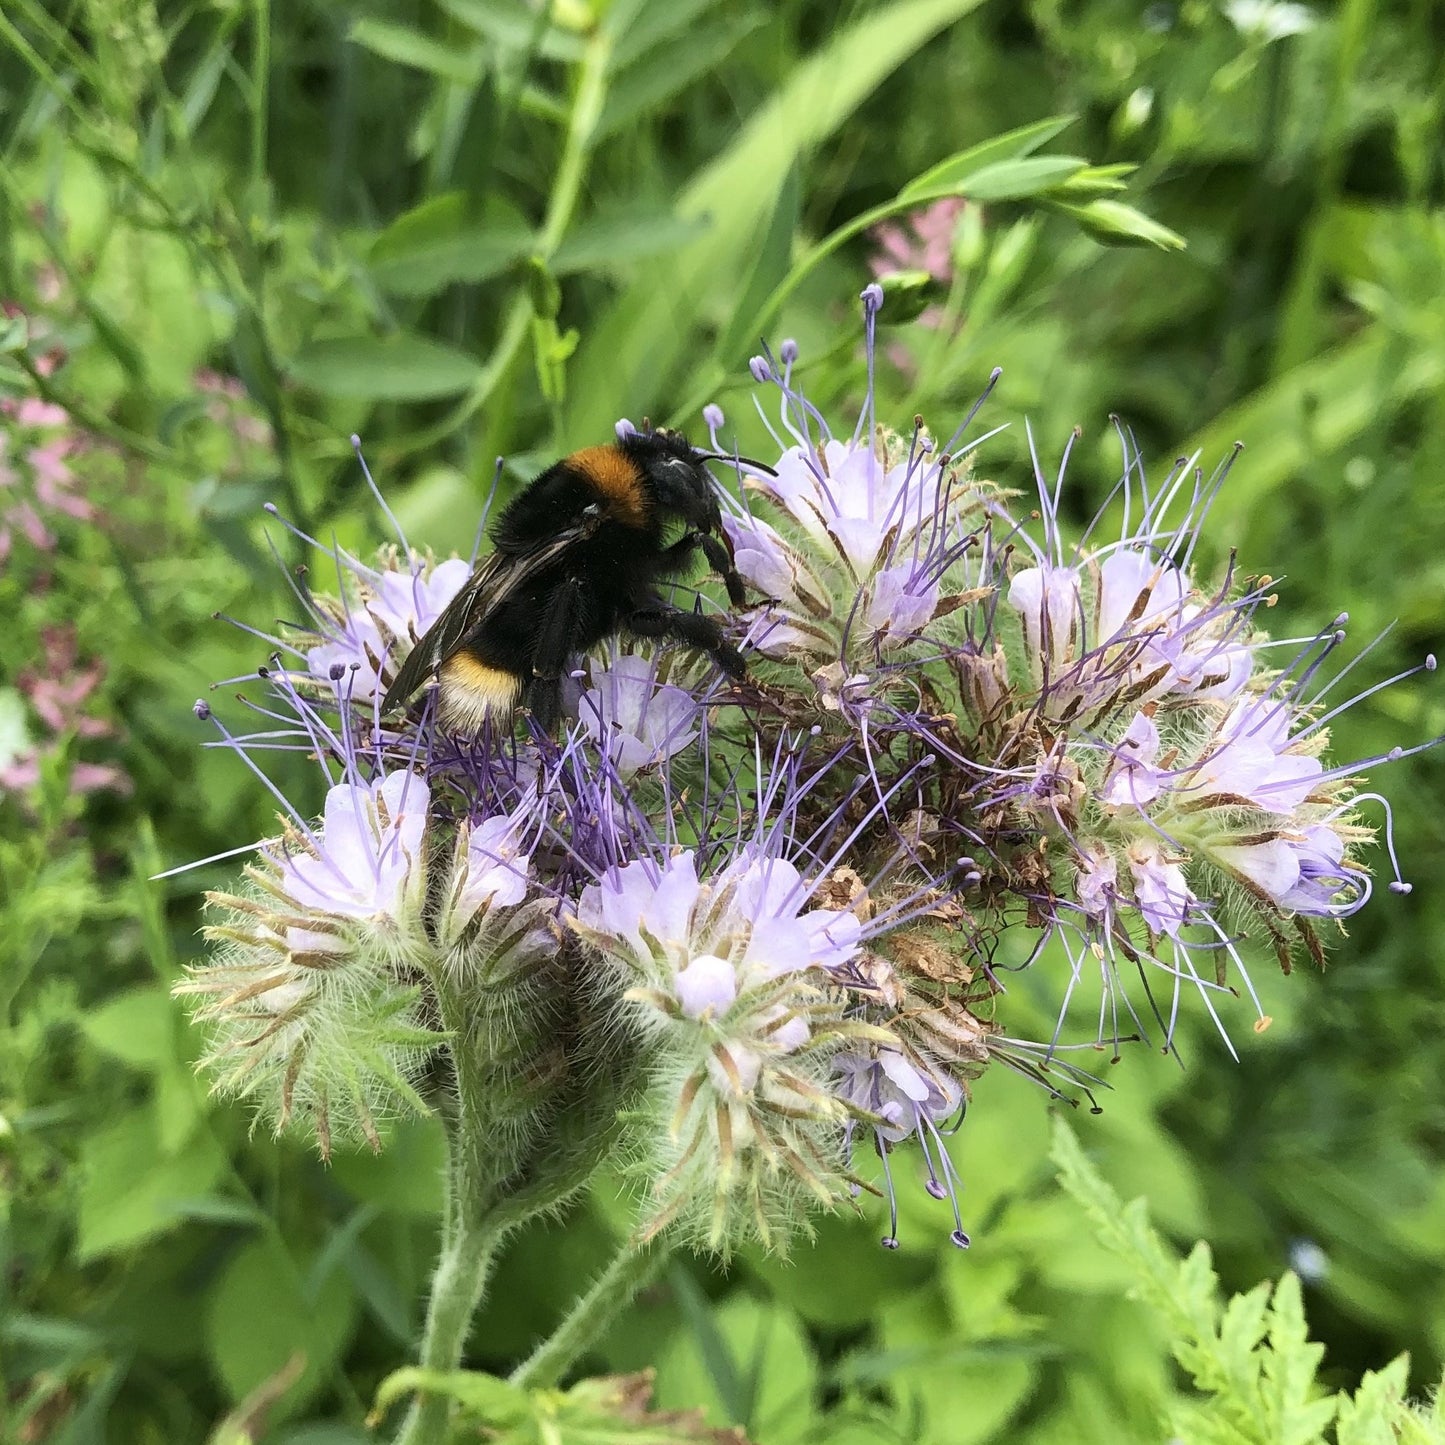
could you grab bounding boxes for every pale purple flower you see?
[866,561,940,637]
[774,440,932,575]
[834,1047,961,1146]
[1100,709,1168,808]
[1214,823,1366,918]
[576,848,861,990]
[274,770,428,952]
[1074,844,1118,918]
[719,323,997,685]
[1006,549,1254,717]
[438,810,536,947]
[834,1047,969,1249]
[674,953,738,1018]
[1184,698,1323,813]
[579,653,700,778]
[1127,841,1196,938]
[305,555,472,699]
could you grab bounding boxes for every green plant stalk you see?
[509,1234,666,1390]
[379,21,613,463]
[391,1173,506,1445]
[251,0,270,189]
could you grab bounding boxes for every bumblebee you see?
[380,428,753,733]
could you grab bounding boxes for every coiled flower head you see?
[574,843,864,1253]
[178,766,438,1155]
[172,290,1438,1262]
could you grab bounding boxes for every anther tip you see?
[949,1229,971,1249]
[1427,654,1438,672]
[193,699,211,720]
[880,1235,900,1250]
[1390,880,1413,894]
[860,282,884,313]
[703,403,725,429]
[780,338,799,364]
[349,432,362,449]
[262,502,279,515]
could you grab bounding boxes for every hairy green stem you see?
[509,1235,666,1391]
[391,1170,504,1445]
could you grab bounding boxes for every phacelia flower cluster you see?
[174,288,1435,1261]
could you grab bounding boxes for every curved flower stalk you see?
[722,304,1000,682]
[178,764,438,1154]
[574,844,861,1252]
[707,298,1436,1074]
[175,665,573,1167]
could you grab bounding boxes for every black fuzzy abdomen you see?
[470,523,668,676]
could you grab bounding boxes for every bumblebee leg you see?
[659,530,703,566]
[524,576,587,729]
[659,531,747,607]
[697,533,747,607]
[627,605,747,679]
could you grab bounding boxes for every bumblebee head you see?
[625,428,728,533]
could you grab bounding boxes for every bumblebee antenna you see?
[696,450,778,477]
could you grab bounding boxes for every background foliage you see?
[2,0,1443,1440]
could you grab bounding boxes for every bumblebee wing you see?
[379,554,505,712]
[380,514,600,714]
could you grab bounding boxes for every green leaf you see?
[552,211,712,276]
[903,153,1086,204]
[207,1238,358,1415]
[166,1195,270,1228]
[596,12,762,139]
[608,0,725,68]
[0,313,27,352]
[272,1427,372,1445]
[1052,161,1136,197]
[330,1118,447,1216]
[713,166,800,366]
[371,1367,529,1424]
[80,985,176,1070]
[348,19,481,84]
[76,1108,225,1260]
[230,308,285,422]
[273,1427,372,1445]
[1189,325,1445,526]
[897,115,1075,203]
[1336,1358,1411,1445]
[368,193,534,297]
[1052,198,1187,251]
[287,335,485,401]
[3,1312,106,1357]
[437,0,586,60]
[567,0,987,438]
